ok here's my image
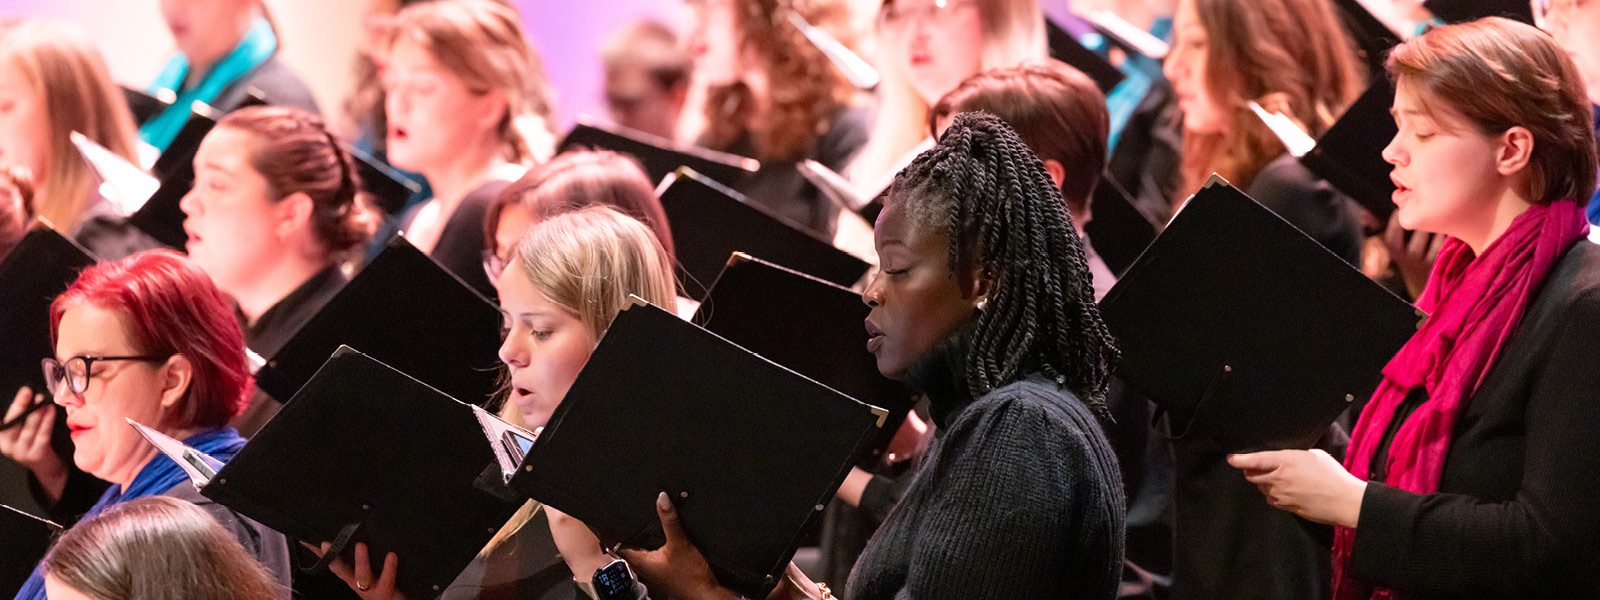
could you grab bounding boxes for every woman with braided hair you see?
[623,111,1126,600]
[178,105,377,435]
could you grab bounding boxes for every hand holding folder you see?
[130,346,527,600]
[509,299,885,598]
[1100,176,1420,453]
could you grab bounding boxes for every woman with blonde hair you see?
[41,496,284,600]
[321,207,677,599]
[687,0,868,237]
[0,18,154,260]
[844,0,1046,191]
[382,0,557,298]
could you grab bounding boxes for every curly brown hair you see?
[699,0,856,162]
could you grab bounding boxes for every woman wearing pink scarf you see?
[1227,17,1600,599]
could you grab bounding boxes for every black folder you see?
[508,300,884,598]
[1300,79,1399,222]
[1084,174,1160,277]
[182,346,522,600]
[659,167,870,299]
[0,228,95,415]
[558,119,759,187]
[122,86,173,127]
[252,235,503,407]
[131,102,221,248]
[348,146,423,216]
[1332,0,1404,74]
[695,253,914,459]
[0,504,60,597]
[1099,176,1419,452]
[1424,0,1535,24]
[1047,18,1125,93]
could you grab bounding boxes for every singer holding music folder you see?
[11,250,290,600]
[315,207,677,600]
[1230,18,1600,599]
[626,113,1125,599]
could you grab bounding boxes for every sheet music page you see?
[126,418,220,488]
[470,405,540,483]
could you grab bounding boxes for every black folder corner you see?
[1046,18,1125,94]
[348,146,422,217]
[695,253,915,460]
[205,346,522,600]
[1084,174,1160,277]
[121,86,173,127]
[509,299,883,598]
[1099,176,1419,453]
[558,120,759,188]
[0,227,96,402]
[1423,0,1535,24]
[659,167,870,299]
[252,235,503,407]
[0,504,60,597]
[1300,79,1400,223]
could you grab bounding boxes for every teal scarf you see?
[140,18,277,152]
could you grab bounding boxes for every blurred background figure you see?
[599,20,692,141]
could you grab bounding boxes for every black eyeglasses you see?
[41,355,167,398]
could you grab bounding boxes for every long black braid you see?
[887,111,1120,417]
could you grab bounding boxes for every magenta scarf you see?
[1332,199,1588,600]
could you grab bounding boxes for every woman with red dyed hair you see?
[8,250,291,600]
[1230,17,1600,599]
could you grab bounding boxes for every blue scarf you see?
[13,427,247,600]
[139,19,277,152]
[1588,105,1600,226]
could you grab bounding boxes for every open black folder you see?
[252,235,503,407]
[659,167,870,299]
[0,227,96,421]
[1099,176,1419,453]
[695,253,914,460]
[508,299,885,599]
[1,504,60,597]
[558,119,759,187]
[129,347,534,600]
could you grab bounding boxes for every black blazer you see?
[213,54,320,116]
[1351,240,1600,598]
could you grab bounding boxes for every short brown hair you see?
[216,106,377,257]
[486,150,675,259]
[930,61,1109,214]
[1388,17,1598,204]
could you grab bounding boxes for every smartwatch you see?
[591,558,637,600]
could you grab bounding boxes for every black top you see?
[847,333,1126,600]
[1350,241,1600,598]
[211,53,320,116]
[397,179,508,301]
[1246,154,1367,266]
[713,105,869,238]
[231,265,348,436]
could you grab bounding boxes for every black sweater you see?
[847,338,1125,599]
[1349,240,1600,598]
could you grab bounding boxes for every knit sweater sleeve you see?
[891,388,1119,598]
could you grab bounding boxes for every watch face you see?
[594,560,634,599]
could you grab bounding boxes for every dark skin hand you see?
[627,197,986,600]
